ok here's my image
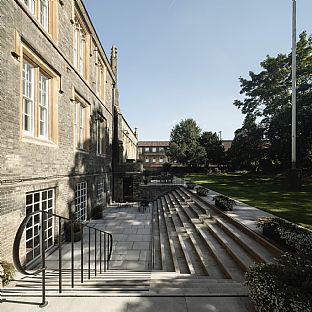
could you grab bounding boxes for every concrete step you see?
[157,198,175,272]
[195,224,244,281]
[214,217,275,263]
[161,196,189,274]
[204,220,256,272]
[152,200,162,270]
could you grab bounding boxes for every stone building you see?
[0,0,138,264]
[138,141,170,169]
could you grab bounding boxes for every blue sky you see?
[84,0,312,140]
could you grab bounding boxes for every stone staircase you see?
[2,188,281,300]
[152,186,281,283]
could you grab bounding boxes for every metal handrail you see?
[12,210,113,307]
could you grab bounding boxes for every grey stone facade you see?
[0,0,136,263]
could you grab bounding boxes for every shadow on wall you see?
[66,103,113,222]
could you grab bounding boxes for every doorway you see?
[123,177,133,202]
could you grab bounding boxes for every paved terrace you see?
[1,195,265,311]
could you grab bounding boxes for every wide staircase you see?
[2,188,282,305]
[150,186,282,294]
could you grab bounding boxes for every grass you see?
[184,172,312,230]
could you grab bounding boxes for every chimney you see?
[111,45,117,79]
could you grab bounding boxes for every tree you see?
[228,115,265,171]
[168,118,205,167]
[234,31,312,169]
[199,131,225,167]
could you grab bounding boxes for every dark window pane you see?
[26,218,32,228]
[42,191,47,200]
[26,206,32,215]
[34,246,40,257]
[26,229,32,239]
[34,193,40,202]
[34,225,39,236]
[34,214,40,224]
[26,194,33,205]
[34,235,40,246]
[42,201,47,210]
[48,218,52,227]
[34,203,40,211]
[26,252,33,262]
[48,190,53,198]
[48,199,53,208]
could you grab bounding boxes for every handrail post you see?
[104,232,106,272]
[99,233,102,274]
[40,211,48,307]
[71,221,74,288]
[80,224,84,284]
[94,230,97,276]
[58,218,62,293]
[88,227,91,279]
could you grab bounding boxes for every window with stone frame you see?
[73,12,89,78]
[159,156,164,163]
[73,96,90,151]
[144,147,149,152]
[97,179,104,204]
[25,188,55,264]
[97,116,106,155]
[21,47,58,143]
[152,147,157,152]
[22,0,57,36]
[96,58,106,101]
[145,156,149,163]
[75,182,87,221]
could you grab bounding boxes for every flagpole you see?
[291,0,297,169]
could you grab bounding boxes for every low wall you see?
[139,184,179,201]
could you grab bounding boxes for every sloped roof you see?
[138,141,169,147]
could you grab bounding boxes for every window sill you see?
[75,148,89,154]
[21,136,57,148]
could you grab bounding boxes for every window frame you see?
[22,0,57,39]
[25,188,55,265]
[73,95,90,151]
[21,45,58,144]
[97,116,107,156]
[73,11,89,79]
[75,182,87,222]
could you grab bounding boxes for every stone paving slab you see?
[0,296,254,312]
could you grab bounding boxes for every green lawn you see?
[184,173,312,230]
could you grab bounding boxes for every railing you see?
[12,210,113,307]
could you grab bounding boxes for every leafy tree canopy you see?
[233,31,312,169]
[199,131,224,166]
[168,118,205,167]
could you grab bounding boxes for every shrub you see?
[0,261,15,286]
[245,253,312,312]
[186,182,196,190]
[92,205,103,219]
[196,187,209,196]
[257,217,312,256]
[214,195,235,211]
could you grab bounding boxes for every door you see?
[123,177,133,202]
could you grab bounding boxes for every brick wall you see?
[0,0,118,262]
